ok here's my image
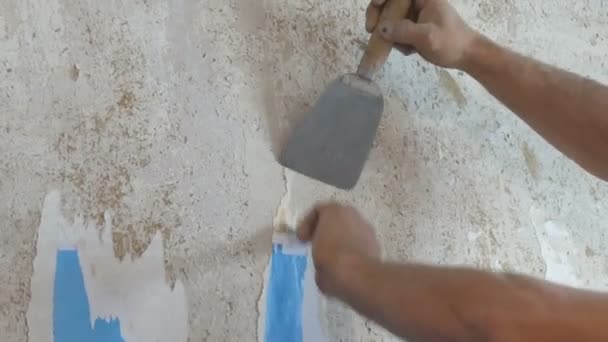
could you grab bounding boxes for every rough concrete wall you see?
[1,0,607,341]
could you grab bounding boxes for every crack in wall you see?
[529,206,550,280]
[256,260,270,342]
[273,168,294,233]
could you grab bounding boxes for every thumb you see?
[380,19,431,47]
[296,207,319,242]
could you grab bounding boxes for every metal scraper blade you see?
[279,74,384,190]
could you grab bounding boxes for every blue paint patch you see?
[265,244,308,342]
[53,250,124,342]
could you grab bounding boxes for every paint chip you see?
[70,64,80,82]
[437,69,467,108]
[521,142,540,180]
[585,246,596,258]
[117,90,136,111]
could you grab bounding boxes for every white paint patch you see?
[467,231,482,242]
[491,259,503,271]
[265,232,328,342]
[272,232,308,256]
[27,191,188,342]
[530,206,580,287]
[302,252,327,342]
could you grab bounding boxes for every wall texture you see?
[1,0,607,340]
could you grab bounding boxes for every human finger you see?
[380,19,433,46]
[365,3,382,33]
[297,207,319,242]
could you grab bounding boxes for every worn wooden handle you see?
[357,0,412,79]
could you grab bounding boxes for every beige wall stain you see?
[437,69,467,108]
[521,142,540,180]
[53,92,180,266]
[45,5,186,284]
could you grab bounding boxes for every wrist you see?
[330,252,378,300]
[457,30,488,73]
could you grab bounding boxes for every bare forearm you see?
[461,35,608,181]
[334,254,608,342]
[335,256,483,341]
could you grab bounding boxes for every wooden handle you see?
[357,0,412,79]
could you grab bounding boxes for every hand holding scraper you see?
[280,0,413,189]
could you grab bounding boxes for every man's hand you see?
[297,203,380,297]
[366,0,478,69]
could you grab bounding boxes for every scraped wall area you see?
[1,0,607,341]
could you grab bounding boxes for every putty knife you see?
[279,0,412,190]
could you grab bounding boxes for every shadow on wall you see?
[165,224,273,340]
[176,226,273,276]
[253,1,365,158]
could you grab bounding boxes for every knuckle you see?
[426,29,441,52]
